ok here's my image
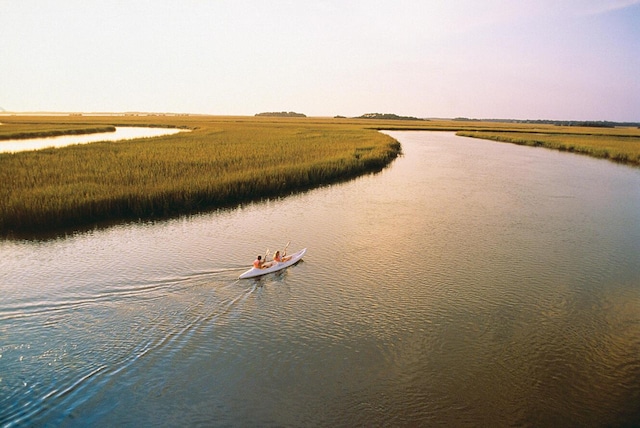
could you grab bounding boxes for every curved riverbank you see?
[2,131,638,426]
[0,126,188,153]
[0,117,401,237]
[457,130,640,167]
[0,125,116,140]
[364,121,640,168]
[2,114,638,238]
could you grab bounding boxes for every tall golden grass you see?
[357,116,640,166]
[2,115,638,237]
[0,116,401,235]
[0,121,116,140]
[456,130,640,166]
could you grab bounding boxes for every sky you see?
[1,0,639,121]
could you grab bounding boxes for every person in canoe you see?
[253,255,264,269]
[273,250,292,263]
[262,249,291,268]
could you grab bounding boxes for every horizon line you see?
[0,111,638,124]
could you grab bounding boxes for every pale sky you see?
[1,0,639,121]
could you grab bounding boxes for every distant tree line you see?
[355,113,425,121]
[453,117,640,127]
[255,111,306,117]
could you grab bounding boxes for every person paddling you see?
[273,250,291,263]
[253,255,264,269]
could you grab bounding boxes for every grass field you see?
[1,115,638,237]
[456,129,640,166]
[0,115,401,236]
[0,122,117,140]
[363,118,640,165]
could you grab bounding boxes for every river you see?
[0,127,186,153]
[1,131,638,426]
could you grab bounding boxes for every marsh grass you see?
[457,130,640,166]
[0,116,401,235]
[3,115,638,236]
[0,122,116,140]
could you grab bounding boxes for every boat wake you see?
[0,264,262,427]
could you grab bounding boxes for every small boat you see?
[239,248,307,279]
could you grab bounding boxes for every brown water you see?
[1,131,639,426]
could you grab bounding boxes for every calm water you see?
[0,127,186,153]
[1,132,639,426]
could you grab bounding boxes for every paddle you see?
[281,241,291,261]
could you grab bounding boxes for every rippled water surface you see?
[1,132,639,426]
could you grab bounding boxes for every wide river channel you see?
[1,131,639,426]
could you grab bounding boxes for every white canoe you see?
[239,248,307,279]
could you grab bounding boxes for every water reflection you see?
[0,132,638,426]
[0,127,187,153]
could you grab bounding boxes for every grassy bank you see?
[359,117,640,166]
[456,129,640,166]
[2,115,638,237]
[0,116,401,236]
[0,122,117,140]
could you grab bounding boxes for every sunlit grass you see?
[2,114,638,236]
[0,116,401,235]
[457,130,640,166]
[0,122,116,140]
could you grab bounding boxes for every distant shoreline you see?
[1,114,638,238]
[0,115,401,238]
[0,126,116,141]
